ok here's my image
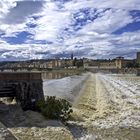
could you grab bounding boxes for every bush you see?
[36,96,73,122]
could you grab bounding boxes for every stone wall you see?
[0,72,44,110]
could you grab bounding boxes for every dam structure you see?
[0,72,44,110]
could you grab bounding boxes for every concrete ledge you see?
[0,72,42,81]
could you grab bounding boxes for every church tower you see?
[71,53,73,60]
[137,52,140,64]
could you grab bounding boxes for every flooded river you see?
[42,70,84,80]
[70,73,140,140]
[1,72,140,140]
[43,72,89,103]
[41,71,140,140]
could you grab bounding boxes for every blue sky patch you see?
[71,8,98,31]
[26,23,37,28]
[2,31,33,45]
[113,21,140,34]
[32,40,53,45]
[130,10,140,20]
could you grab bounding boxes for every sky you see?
[0,0,140,61]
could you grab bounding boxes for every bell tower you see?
[136,52,140,64]
[71,53,73,60]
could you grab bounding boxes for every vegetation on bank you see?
[126,62,140,68]
[36,96,73,123]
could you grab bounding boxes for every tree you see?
[76,59,83,68]
[73,58,77,66]
[126,62,140,68]
[36,96,73,123]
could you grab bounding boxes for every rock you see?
[0,122,16,140]
[10,127,74,140]
[0,104,9,112]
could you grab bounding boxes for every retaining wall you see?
[0,72,44,110]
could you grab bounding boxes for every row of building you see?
[0,52,140,70]
[0,59,75,69]
[84,52,140,69]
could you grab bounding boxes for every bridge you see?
[0,72,44,110]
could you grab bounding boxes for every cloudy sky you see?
[0,0,140,61]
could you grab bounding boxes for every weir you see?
[137,69,140,76]
[0,72,44,110]
[87,67,138,74]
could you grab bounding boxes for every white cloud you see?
[1,0,44,24]
[65,0,140,11]
[77,9,133,34]
[0,0,17,18]
[0,0,43,37]
[31,2,71,41]
[0,0,139,60]
[114,31,140,46]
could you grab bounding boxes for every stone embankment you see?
[0,72,44,110]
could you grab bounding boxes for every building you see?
[137,69,140,76]
[83,56,136,69]
[115,57,124,69]
[114,57,135,69]
[100,61,116,69]
[71,53,74,60]
[88,60,100,68]
[63,59,73,68]
[1,52,139,70]
[136,52,140,64]
[83,58,89,68]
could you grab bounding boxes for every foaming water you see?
[69,73,140,139]
[43,73,89,103]
[77,134,97,140]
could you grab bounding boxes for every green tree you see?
[73,58,77,66]
[36,96,73,123]
[76,59,83,68]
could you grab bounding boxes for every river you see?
[1,72,140,140]
[43,72,140,140]
[42,69,84,80]
[42,71,89,103]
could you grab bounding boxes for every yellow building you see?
[115,57,124,69]
[100,61,116,69]
[115,57,135,69]
[47,61,53,68]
